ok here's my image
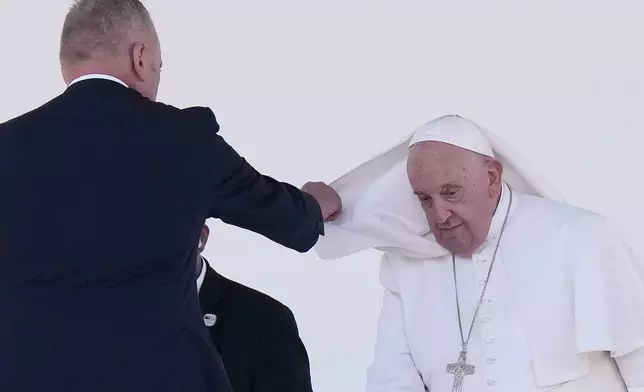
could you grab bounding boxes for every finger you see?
[326,211,340,222]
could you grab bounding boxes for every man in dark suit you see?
[196,224,314,392]
[0,1,340,392]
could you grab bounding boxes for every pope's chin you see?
[436,227,476,256]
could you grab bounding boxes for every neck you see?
[196,255,203,275]
[491,183,504,214]
[61,61,131,86]
[456,184,505,258]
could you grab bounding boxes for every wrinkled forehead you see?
[407,142,482,189]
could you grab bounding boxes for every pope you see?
[316,115,644,392]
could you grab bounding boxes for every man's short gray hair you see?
[60,0,153,64]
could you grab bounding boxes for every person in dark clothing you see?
[196,224,314,392]
[0,1,341,391]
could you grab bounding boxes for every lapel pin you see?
[203,313,217,327]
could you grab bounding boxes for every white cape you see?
[314,117,564,260]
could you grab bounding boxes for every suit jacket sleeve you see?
[252,305,313,392]
[190,107,323,253]
[366,254,426,392]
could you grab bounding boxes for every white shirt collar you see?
[467,182,514,255]
[67,74,128,88]
[196,256,207,293]
[486,182,512,242]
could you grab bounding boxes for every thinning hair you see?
[59,0,153,64]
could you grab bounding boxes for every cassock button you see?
[478,259,487,265]
[486,358,496,364]
[481,317,491,323]
[486,338,496,344]
[203,313,217,327]
[487,379,497,386]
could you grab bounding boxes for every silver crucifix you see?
[446,350,475,392]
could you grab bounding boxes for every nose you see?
[428,199,451,224]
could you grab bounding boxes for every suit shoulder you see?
[150,102,219,129]
[1,112,26,129]
[220,277,297,323]
[180,105,217,121]
[0,93,63,130]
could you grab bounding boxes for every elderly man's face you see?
[407,141,503,256]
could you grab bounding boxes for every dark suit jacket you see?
[0,79,323,392]
[198,263,313,392]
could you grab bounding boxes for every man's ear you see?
[130,42,146,80]
[487,159,504,196]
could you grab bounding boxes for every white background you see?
[1,1,643,391]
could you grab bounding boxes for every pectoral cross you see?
[446,350,475,392]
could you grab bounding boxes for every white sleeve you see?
[614,347,644,392]
[365,254,427,392]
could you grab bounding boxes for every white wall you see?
[1,1,643,391]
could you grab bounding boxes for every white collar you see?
[196,256,207,293]
[67,74,128,88]
[483,182,514,245]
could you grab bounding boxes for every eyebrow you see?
[413,183,461,196]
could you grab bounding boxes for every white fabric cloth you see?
[366,185,644,391]
[314,115,564,260]
[67,74,128,88]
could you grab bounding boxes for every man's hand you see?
[302,181,342,222]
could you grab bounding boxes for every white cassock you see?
[315,115,644,392]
